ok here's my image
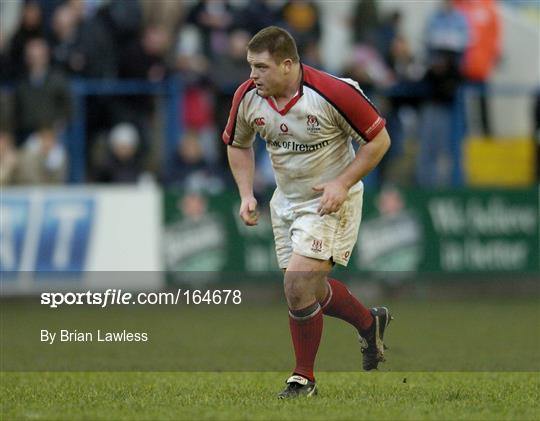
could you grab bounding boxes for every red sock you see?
[320,278,373,332]
[288,302,323,382]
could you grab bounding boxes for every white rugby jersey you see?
[223,64,385,202]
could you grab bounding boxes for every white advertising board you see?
[0,185,163,294]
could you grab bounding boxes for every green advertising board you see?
[357,187,539,274]
[163,189,280,283]
[163,187,539,282]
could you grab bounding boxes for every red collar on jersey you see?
[265,64,305,116]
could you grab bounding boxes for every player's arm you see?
[314,128,390,216]
[336,127,390,189]
[227,145,259,226]
[223,80,258,225]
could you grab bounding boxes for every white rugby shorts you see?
[270,187,363,268]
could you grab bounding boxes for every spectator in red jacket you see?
[453,0,502,135]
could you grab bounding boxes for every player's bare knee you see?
[284,272,317,308]
[283,276,302,305]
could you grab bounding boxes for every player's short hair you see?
[247,26,300,64]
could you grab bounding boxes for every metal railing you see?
[67,77,182,182]
[3,77,536,185]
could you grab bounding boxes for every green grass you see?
[1,298,539,419]
[1,372,539,420]
[2,299,539,371]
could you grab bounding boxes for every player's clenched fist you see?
[239,196,259,226]
[313,180,349,216]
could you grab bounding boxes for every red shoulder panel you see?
[222,79,256,145]
[302,65,385,141]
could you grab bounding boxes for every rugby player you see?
[223,26,392,398]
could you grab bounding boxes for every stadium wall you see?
[163,187,540,282]
[1,185,538,294]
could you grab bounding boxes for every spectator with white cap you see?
[94,122,143,183]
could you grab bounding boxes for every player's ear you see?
[281,59,293,74]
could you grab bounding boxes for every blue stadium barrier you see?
[2,78,536,185]
[363,81,539,189]
[67,77,182,183]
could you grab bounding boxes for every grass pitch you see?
[2,372,539,420]
[1,298,539,419]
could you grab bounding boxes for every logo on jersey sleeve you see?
[253,117,265,127]
[306,115,321,134]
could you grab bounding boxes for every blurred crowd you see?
[0,0,505,190]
